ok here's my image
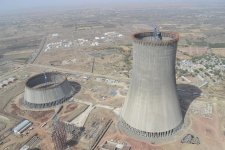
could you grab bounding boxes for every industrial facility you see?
[13,119,32,135]
[52,116,67,150]
[120,30,183,142]
[24,72,75,108]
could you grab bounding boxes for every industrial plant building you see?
[13,120,32,135]
[24,72,75,109]
[120,30,183,142]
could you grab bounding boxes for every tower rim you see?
[25,72,67,91]
[132,31,179,46]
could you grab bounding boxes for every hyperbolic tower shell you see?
[120,31,183,141]
[24,72,75,108]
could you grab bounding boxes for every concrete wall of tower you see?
[120,32,183,141]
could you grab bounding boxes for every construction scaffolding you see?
[52,116,67,150]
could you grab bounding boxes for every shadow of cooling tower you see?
[177,84,202,118]
[66,126,85,147]
[69,81,81,95]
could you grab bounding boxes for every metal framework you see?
[52,117,67,150]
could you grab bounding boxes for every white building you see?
[8,77,16,83]
[13,120,32,134]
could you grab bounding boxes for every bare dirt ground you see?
[178,47,208,57]
[212,48,225,57]
[97,83,225,150]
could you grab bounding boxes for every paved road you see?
[27,63,130,82]
[27,37,47,64]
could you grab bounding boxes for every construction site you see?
[0,27,224,150]
[1,3,225,150]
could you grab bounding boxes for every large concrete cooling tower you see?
[120,31,183,142]
[24,72,75,109]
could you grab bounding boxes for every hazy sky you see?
[0,0,224,14]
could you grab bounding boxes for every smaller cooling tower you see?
[24,72,75,108]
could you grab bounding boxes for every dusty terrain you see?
[0,3,225,150]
